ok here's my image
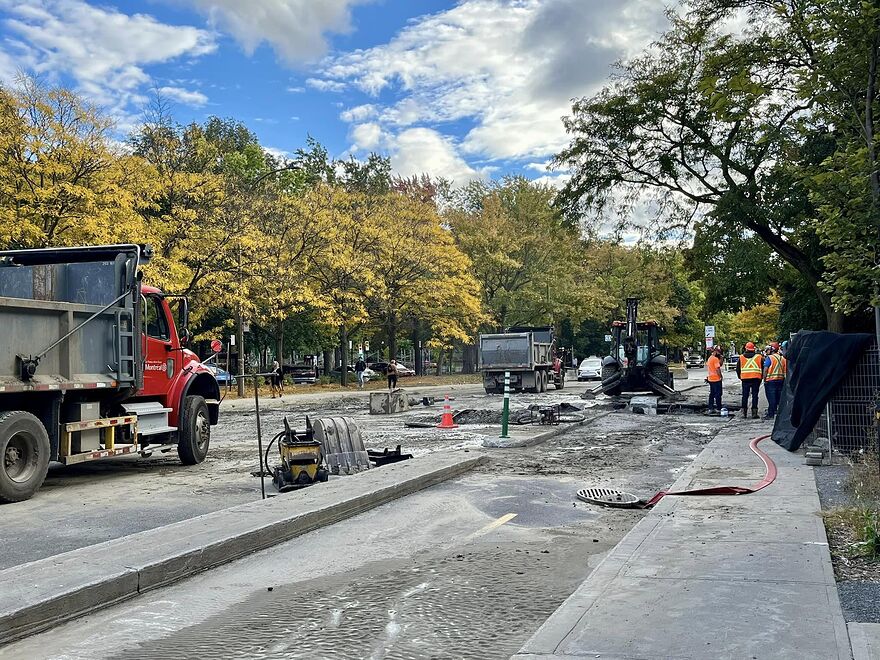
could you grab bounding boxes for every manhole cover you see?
[577,487,643,508]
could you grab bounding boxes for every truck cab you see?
[0,244,220,503]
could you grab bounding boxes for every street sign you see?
[229,334,236,347]
[242,322,250,333]
[706,337,714,348]
[705,325,715,338]
[605,334,613,342]
[210,339,222,353]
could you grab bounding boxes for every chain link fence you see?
[806,343,879,461]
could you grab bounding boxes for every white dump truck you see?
[478,326,562,394]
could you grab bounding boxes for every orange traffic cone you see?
[437,394,458,429]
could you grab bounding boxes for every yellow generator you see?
[271,417,330,492]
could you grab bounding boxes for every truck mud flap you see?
[312,416,371,475]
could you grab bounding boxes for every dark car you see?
[282,363,317,384]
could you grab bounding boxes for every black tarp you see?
[772,331,874,451]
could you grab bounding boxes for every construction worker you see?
[705,346,723,414]
[762,342,787,419]
[735,341,763,419]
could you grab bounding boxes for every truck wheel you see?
[0,411,50,503]
[178,395,210,465]
[538,371,546,393]
[556,374,565,390]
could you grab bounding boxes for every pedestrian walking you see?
[270,359,282,398]
[705,347,723,414]
[355,356,367,389]
[387,359,399,392]
[762,342,787,419]
[735,341,763,419]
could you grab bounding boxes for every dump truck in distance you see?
[479,327,563,394]
[0,244,220,503]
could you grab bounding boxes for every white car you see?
[578,357,603,381]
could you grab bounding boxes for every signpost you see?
[500,370,511,439]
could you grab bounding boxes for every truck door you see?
[142,294,175,396]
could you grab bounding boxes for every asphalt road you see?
[0,372,734,659]
[0,379,590,570]
[0,368,755,571]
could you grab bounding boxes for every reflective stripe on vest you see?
[766,354,786,381]
[739,354,763,378]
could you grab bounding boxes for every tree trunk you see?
[461,343,478,374]
[435,350,443,376]
[388,313,398,363]
[339,325,349,386]
[865,2,880,345]
[412,320,423,376]
[322,349,333,376]
[498,304,507,332]
[815,285,845,333]
[276,318,284,367]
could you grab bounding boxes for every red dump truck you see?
[0,244,220,502]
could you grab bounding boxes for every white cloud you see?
[158,85,208,107]
[390,128,487,185]
[306,77,346,92]
[319,0,668,168]
[286,86,305,93]
[0,0,216,128]
[264,146,292,161]
[340,103,377,122]
[188,0,367,63]
[349,122,383,150]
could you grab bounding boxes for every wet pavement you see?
[0,374,731,659]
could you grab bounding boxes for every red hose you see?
[643,434,776,508]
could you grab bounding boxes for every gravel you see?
[814,463,880,623]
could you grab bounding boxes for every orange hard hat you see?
[745,341,756,351]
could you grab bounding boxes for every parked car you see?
[283,363,317,384]
[685,353,705,369]
[206,365,236,385]
[396,364,416,377]
[330,366,376,381]
[368,361,416,377]
[577,357,603,381]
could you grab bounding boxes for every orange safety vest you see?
[739,354,763,379]
[707,355,723,382]
[765,354,787,381]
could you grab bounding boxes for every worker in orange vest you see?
[762,341,787,419]
[705,346,724,414]
[736,341,763,419]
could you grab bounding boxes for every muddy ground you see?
[0,373,720,572]
[0,377,732,660]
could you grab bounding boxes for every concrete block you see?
[369,390,410,414]
[671,366,688,379]
[848,622,880,660]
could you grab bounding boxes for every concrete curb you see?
[481,411,612,449]
[848,622,880,660]
[0,451,485,645]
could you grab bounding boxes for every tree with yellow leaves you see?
[0,76,153,249]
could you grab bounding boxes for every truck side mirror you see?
[179,327,190,345]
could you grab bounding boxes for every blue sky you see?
[0,0,668,186]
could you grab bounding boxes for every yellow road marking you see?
[473,512,517,537]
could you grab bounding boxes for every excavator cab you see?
[595,298,677,398]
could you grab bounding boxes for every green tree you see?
[553,5,856,329]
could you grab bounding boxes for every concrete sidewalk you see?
[515,422,852,660]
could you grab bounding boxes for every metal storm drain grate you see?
[577,487,643,508]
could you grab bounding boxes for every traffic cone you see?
[437,394,458,429]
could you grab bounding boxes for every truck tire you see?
[539,371,547,393]
[555,373,565,390]
[178,395,210,465]
[0,411,50,503]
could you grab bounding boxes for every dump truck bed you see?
[0,245,145,394]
